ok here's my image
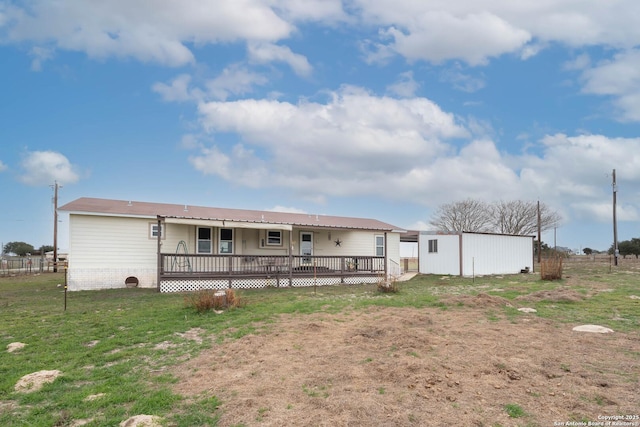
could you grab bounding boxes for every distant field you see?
[1,260,638,426]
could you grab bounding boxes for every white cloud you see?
[154,66,270,103]
[563,53,591,71]
[187,85,640,225]
[247,42,312,77]
[19,151,79,186]
[180,134,202,150]
[152,74,200,103]
[272,0,347,22]
[196,87,468,187]
[439,64,485,93]
[363,9,531,66]
[571,202,639,222]
[205,64,270,101]
[0,160,7,172]
[580,49,640,121]
[1,0,295,66]
[192,87,477,199]
[5,1,640,73]
[519,42,545,60]
[29,46,54,71]
[189,144,268,187]
[386,71,419,97]
[355,1,640,63]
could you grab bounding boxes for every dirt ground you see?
[171,292,639,427]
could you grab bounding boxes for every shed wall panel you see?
[418,234,460,275]
[461,234,533,276]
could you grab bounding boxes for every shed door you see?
[300,232,313,263]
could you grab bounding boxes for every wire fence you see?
[0,257,67,276]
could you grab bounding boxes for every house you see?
[58,197,405,292]
[419,231,534,277]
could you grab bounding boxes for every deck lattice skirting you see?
[159,275,379,292]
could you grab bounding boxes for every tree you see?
[2,242,35,257]
[583,248,593,255]
[428,199,492,232]
[491,200,561,235]
[618,240,634,259]
[38,245,54,255]
[429,199,561,235]
[615,238,640,259]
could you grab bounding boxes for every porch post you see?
[288,229,293,286]
[156,216,162,292]
[384,232,388,278]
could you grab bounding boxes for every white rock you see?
[15,370,62,392]
[7,342,26,353]
[517,307,537,313]
[119,415,163,427]
[572,325,614,334]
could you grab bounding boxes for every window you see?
[197,227,212,254]
[428,239,438,253]
[149,223,164,239]
[375,235,385,257]
[266,230,282,246]
[219,228,234,254]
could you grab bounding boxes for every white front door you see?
[300,232,313,263]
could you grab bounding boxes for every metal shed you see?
[419,231,534,276]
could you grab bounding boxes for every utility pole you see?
[612,169,618,266]
[51,181,60,272]
[537,200,541,263]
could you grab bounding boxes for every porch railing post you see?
[288,230,293,286]
[384,232,388,278]
[156,216,162,292]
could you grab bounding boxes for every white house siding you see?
[386,232,401,276]
[418,234,461,275]
[461,233,533,276]
[67,214,175,290]
[68,213,402,290]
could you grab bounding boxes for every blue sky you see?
[1,1,640,255]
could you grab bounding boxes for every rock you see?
[572,325,614,334]
[119,415,163,427]
[15,370,62,392]
[7,342,26,353]
[517,307,537,313]
[84,393,106,401]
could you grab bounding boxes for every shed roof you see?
[59,197,405,232]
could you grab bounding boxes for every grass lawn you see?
[1,258,638,426]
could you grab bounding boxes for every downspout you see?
[156,216,162,292]
[458,233,463,277]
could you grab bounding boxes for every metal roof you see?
[58,197,406,232]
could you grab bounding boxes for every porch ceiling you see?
[163,217,293,231]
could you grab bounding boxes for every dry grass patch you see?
[184,288,244,313]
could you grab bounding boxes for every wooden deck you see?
[159,253,386,283]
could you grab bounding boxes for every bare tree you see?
[430,199,561,235]
[429,199,493,232]
[491,200,561,235]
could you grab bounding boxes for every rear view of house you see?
[58,198,405,291]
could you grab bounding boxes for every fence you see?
[0,257,67,276]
